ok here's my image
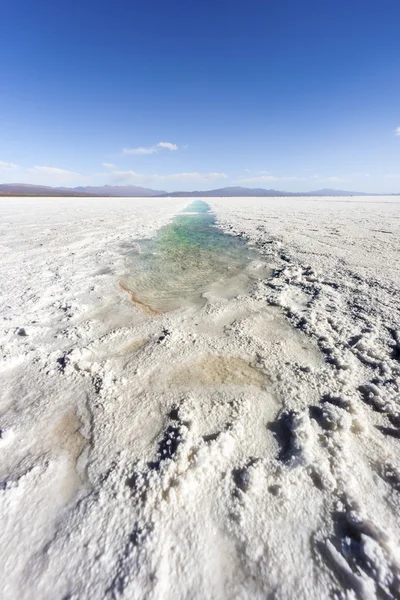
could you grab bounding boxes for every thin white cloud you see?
[241,170,277,176]
[316,176,342,183]
[164,172,227,181]
[396,126,400,136]
[110,170,227,184]
[156,142,178,151]
[102,162,116,169]
[123,147,157,155]
[236,175,305,184]
[111,170,143,180]
[122,141,179,155]
[0,159,19,170]
[30,166,81,177]
[28,166,86,184]
[235,173,360,185]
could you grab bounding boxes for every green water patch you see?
[122,201,264,313]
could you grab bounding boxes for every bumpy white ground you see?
[1,195,399,600]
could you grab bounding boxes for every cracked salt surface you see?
[1,195,400,599]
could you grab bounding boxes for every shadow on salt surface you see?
[50,410,88,498]
[167,354,270,389]
[120,201,265,314]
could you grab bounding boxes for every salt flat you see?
[1,196,400,599]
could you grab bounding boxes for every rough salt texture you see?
[0,195,399,600]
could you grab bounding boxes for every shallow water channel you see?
[123,201,265,313]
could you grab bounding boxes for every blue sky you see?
[1,0,400,192]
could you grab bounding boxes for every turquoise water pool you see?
[123,201,261,312]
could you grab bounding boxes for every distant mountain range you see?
[161,186,377,197]
[0,183,398,197]
[0,183,166,197]
[73,184,167,196]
